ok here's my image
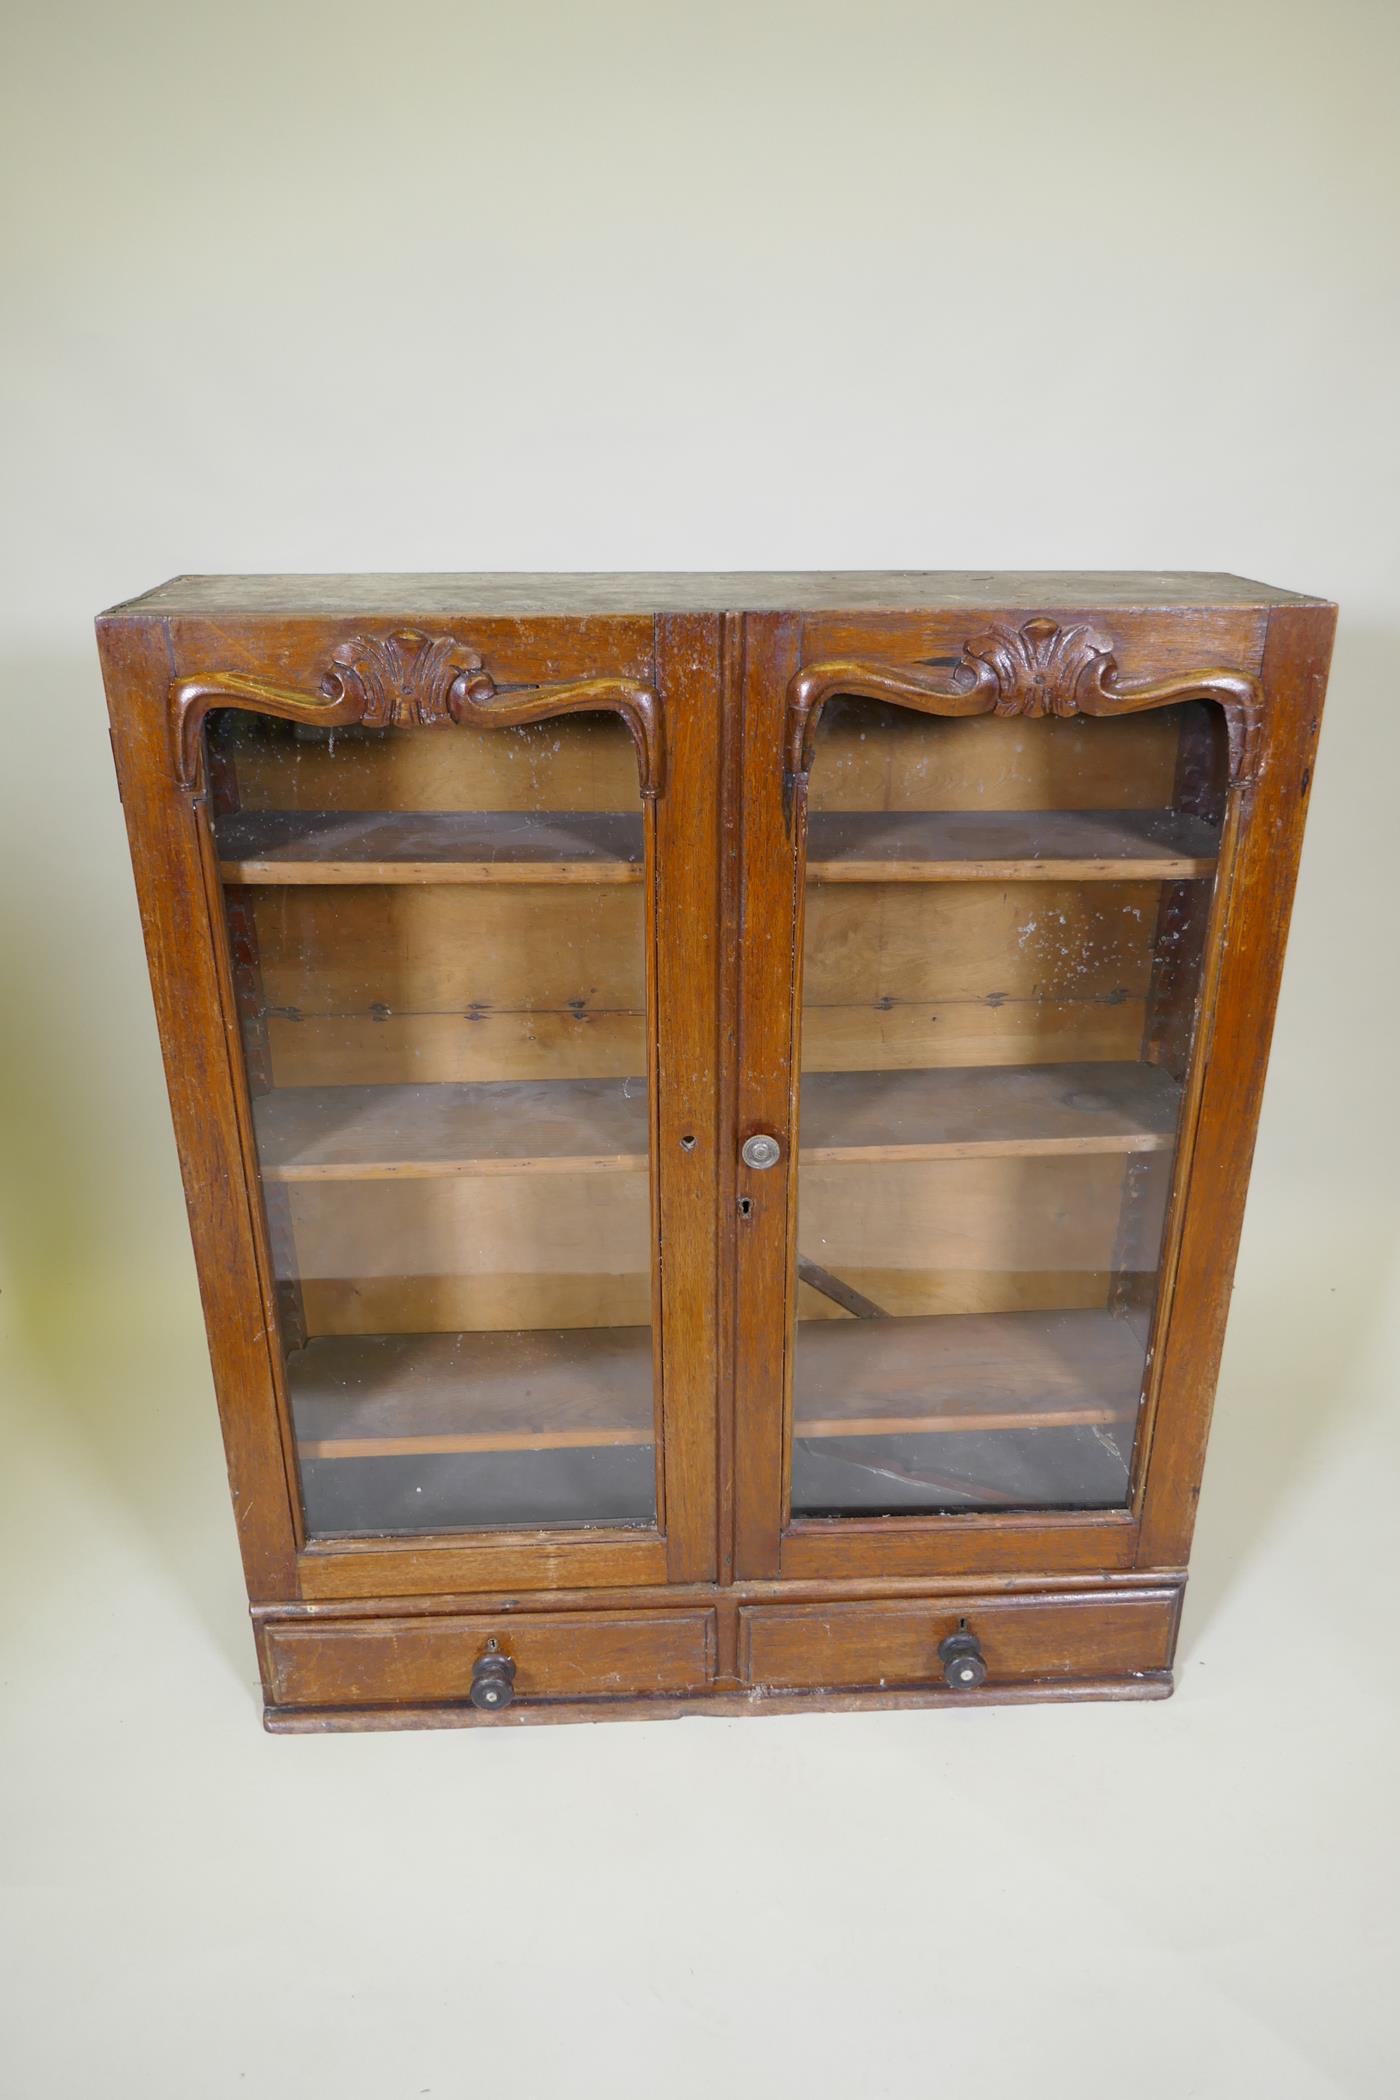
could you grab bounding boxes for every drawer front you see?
[740,1588,1179,1693]
[264,1608,716,1711]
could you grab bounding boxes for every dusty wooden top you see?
[102,570,1330,619]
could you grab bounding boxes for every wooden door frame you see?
[100,608,724,1605]
[728,602,1335,1585]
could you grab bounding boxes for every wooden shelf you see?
[255,1078,651,1180]
[792,1308,1146,1439]
[290,1307,1145,1461]
[217,806,1214,886]
[806,808,1219,882]
[799,1061,1181,1162]
[253,1062,1179,1182]
[217,809,644,885]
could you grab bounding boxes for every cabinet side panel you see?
[98,616,300,1599]
[1136,603,1335,1569]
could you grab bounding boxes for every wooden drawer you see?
[739,1588,1180,1693]
[264,1608,716,1712]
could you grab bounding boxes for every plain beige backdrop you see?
[2,2,1398,2095]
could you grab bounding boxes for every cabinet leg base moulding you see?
[96,573,1334,1732]
[264,1680,1176,1734]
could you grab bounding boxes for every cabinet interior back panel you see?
[254,886,648,1086]
[290,1173,652,1335]
[801,881,1161,1071]
[221,710,641,812]
[808,705,1181,812]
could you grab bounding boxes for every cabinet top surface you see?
[102,570,1331,620]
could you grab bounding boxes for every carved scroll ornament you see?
[171,628,665,796]
[786,616,1262,788]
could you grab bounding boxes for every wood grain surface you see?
[96,575,1333,1724]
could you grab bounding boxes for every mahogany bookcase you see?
[97,573,1334,1729]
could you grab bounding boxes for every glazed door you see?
[732,611,1257,1581]
[183,614,720,1594]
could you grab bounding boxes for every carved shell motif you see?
[320,629,497,727]
[963,616,1115,719]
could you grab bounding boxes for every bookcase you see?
[98,573,1334,1727]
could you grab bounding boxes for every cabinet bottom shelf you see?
[301,1421,1132,1536]
[288,1307,1147,1534]
[299,1444,658,1539]
[791,1424,1131,1517]
[790,1305,1143,1515]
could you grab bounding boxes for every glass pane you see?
[208,707,657,1539]
[791,697,1225,1519]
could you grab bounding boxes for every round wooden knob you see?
[470,1647,517,1712]
[938,1627,987,1691]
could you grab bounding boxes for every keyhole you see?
[680,1133,697,1152]
[738,1196,753,1218]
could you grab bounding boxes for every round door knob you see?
[470,1646,517,1712]
[938,1626,987,1691]
[741,1133,782,1170]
